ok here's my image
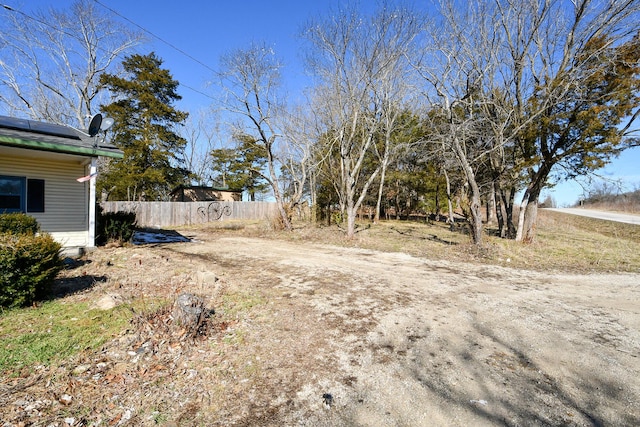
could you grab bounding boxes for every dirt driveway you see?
[3,229,640,426]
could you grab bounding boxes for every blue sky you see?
[542,146,640,207]
[5,0,640,206]
[13,0,347,109]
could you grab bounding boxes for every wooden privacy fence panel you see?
[100,201,278,228]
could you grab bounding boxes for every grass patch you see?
[215,292,267,347]
[220,292,266,318]
[541,209,640,241]
[266,210,640,273]
[0,301,134,375]
[517,210,640,272]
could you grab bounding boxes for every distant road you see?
[545,208,640,225]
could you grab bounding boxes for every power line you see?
[1,3,80,41]
[1,1,217,102]
[92,0,217,75]
[91,0,218,102]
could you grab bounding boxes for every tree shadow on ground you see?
[395,316,637,426]
[390,226,459,245]
[51,274,108,299]
[47,258,106,299]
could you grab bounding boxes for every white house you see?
[0,115,123,254]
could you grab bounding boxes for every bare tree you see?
[217,42,294,230]
[0,0,143,126]
[510,0,640,242]
[415,0,640,245]
[414,0,506,244]
[369,8,423,224]
[278,104,323,218]
[304,3,423,238]
[179,109,223,185]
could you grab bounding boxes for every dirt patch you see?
[1,228,639,426]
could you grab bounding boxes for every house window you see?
[0,176,25,212]
[0,176,45,213]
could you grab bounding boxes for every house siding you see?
[0,152,89,247]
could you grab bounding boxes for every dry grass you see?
[580,189,640,214]
[227,209,640,274]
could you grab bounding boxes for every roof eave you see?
[0,135,124,159]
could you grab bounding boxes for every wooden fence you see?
[100,201,278,228]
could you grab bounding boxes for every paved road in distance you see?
[545,208,640,225]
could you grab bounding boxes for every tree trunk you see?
[346,202,357,239]
[172,293,208,337]
[486,183,497,224]
[504,187,517,239]
[452,137,483,245]
[443,167,455,226]
[266,149,292,231]
[495,186,506,238]
[467,183,484,245]
[516,183,542,244]
[435,181,441,219]
[494,182,517,239]
[345,173,357,238]
[519,198,539,244]
[516,164,550,243]
[374,162,388,224]
[309,172,317,224]
[515,188,529,242]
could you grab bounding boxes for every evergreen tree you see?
[209,133,270,200]
[517,33,640,242]
[98,52,189,201]
[209,148,237,189]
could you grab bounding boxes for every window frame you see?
[0,175,26,213]
[0,175,46,213]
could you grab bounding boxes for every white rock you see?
[93,294,122,310]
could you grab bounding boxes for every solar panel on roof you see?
[0,115,82,140]
[0,115,30,130]
[28,121,81,139]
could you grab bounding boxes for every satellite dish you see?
[87,114,103,137]
[100,117,114,131]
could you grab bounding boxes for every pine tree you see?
[98,52,189,201]
[209,133,270,201]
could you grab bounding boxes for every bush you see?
[0,213,40,235]
[0,233,63,308]
[96,208,137,245]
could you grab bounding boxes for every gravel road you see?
[182,235,640,426]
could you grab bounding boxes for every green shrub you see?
[96,208,137,245]
[0,233,63,308]
[0,213,40,235]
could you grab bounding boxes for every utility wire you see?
[1,3,77,39]
[91,0,218,101]
[93,0,217,75]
